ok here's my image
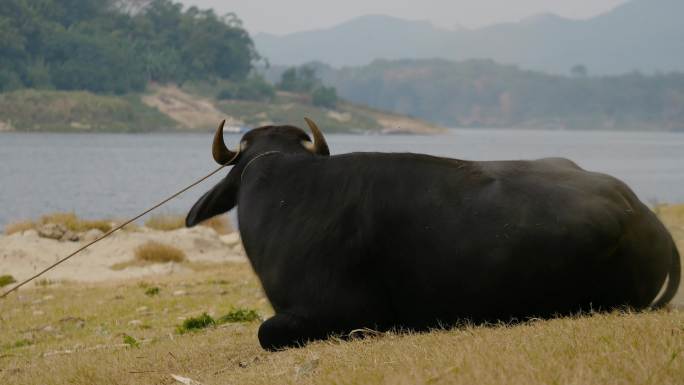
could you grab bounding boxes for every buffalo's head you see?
[185,118,329,227]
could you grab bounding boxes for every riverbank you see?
[0,86,443,134]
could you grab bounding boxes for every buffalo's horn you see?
[212,120,239,165]
[303,117,330,156]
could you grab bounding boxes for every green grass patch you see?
[177,313,216,334]
[177,308,261,334]
[13,339,33,348]
[122,334,140,348]
[0,274,17,288]
[144,287,160,296]
[218,308,261,323]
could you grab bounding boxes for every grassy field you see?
[1,205,683,385]
[0,89,175,132]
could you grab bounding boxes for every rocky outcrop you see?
[37,223,79,242]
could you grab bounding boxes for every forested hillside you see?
[0,0,258,93]
[267,60,684,131]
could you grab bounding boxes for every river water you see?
[1,129,683,229]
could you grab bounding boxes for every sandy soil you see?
[0,226,246,284]
[142,84,240,130]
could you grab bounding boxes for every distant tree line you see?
[0,0,258,94]
[213,65,339,109]
[318,59,684,130]
[277,66,338,108]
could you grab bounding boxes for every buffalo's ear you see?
[186,174,238,227]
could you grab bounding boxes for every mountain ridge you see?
[254,0,684,75]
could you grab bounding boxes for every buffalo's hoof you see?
[258,313,320,350]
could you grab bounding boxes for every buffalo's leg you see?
[258,313,330,350]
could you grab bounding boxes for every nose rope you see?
[0,164,228,299]
[240,151,282,182]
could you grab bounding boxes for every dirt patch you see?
[142,84,240,130]
[0,226,245,284]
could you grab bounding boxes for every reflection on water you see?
[1,129,683,228]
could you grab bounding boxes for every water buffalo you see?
[186,119,680,350]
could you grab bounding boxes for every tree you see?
[0,0,258,93]
[277,66,318,92]
[312,86,338,108]
[216,75,275,101]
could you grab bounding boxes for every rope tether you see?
[0,164,228,299]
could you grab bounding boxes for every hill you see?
[265,59,684,131]
[254,0,684,75]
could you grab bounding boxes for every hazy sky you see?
[181,0,629,35]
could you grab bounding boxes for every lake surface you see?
[1,129,683,229]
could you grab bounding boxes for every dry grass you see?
[6,212,233,235]
[199,215,234,235]
[0,262,681,385]
[39,212,112,233]
[4,213,112,235]
[111,241,187,270]
[134,241,186,263]
[111,219,141,232]
[656,204,684,265]
[656,203,684,228]
[4,219,35,235]
[144,214,185,231]
[144,213,233,234]
[1,206,682,384]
